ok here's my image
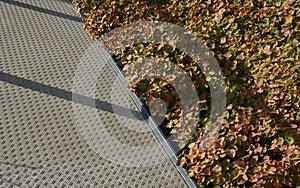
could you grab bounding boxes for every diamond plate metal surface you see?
[0,0,189,187]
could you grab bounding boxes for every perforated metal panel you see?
[0,0,190,187]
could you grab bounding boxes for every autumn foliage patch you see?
[72,0,299,187]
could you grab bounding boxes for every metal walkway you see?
[0,0,193,187]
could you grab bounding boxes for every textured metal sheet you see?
[0,0,189,187]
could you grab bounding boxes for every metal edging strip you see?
[96,40,198,188]
[69,1,198,186]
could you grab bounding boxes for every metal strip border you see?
[97,41,198,188]
[69,1,198,187]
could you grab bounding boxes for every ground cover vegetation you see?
[72,0,299,187]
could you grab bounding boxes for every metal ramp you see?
[0,0,195,187]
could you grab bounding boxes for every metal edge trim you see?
[96,40,198,188]
[68,1,198,186]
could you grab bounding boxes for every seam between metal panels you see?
[96,41,198,188]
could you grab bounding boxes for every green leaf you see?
[286,137,295,145]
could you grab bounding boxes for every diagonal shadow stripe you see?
[0,72,148,121]
[0,161,42,171]
[0,0,81,22]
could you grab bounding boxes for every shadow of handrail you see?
[0,72,147,121]
[0,161,42,170]
[0,0,81,22]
